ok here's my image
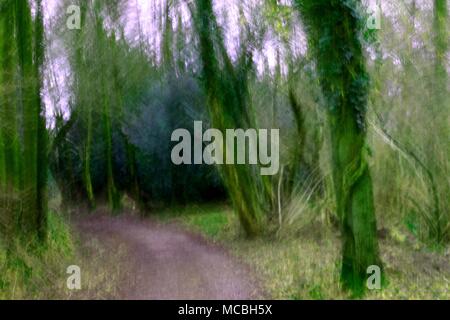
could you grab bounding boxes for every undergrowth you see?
[165,203,450,300]
[0,211,74,299]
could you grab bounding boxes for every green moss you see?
[194,0,271,236]
[296,0,382,296]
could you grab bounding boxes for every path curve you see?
[76,214,262,300]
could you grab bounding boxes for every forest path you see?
[76,214,262,300]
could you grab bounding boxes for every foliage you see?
[0,0,449,299]
[0,211,74,299]
[0,0,48,243]
[169,204,450,300]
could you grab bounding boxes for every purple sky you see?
[40,0,437,122]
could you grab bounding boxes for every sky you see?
[41,0,283,120]
[40,0,438,122]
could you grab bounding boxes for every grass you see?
[156,203,232,237]
[161,203,450,300]
[0,209,125,299]
[2,201,448,299]
[0,211,74,299]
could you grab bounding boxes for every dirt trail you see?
[76,214,262,300]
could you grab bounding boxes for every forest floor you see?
[12,200,444,299]
[156,203,450,300]
[74,210,263,299]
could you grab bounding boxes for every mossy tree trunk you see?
[194,0,270,236]
[34,0,48,241]
[94,4,121,212]
[75,2,95,209]
[16,0,39,239]
[0,0,20,244]
[433,0,448,91]
[297,0,382,296]
[0,0,48,243]
[84,107,95,209]
[429,0,448,244]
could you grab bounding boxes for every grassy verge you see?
[0,211,74,299]
[0,210,125,299]
[159,203,450,300]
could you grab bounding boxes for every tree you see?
[428,0,449,244]
[193,0,272,236]
[296,0,382,295]
[0,0,20,244]
[34,0,48,241]
[0,0,48,243]
[64,0,123,212]
[93,1,121,211]
[16,0,39,238]
[75,1,95,209]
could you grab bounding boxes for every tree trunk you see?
[94,7,121,212]
[83,109,95,209]
[0,0,20,244]
[102,86,121,212]
[429,0,448,243]
[75,2,95,209]
[16,0,39,239]
[329,109,381,295]
[194,0,269,236]
[35,0,48,241]
[297,0,382,295]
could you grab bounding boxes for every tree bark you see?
[0,0,20,244]
[297,0,382,295]
[35,0,48,241]
[194,0,268,236]
[16,0,39,239]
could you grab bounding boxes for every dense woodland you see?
[0,0,449,299]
